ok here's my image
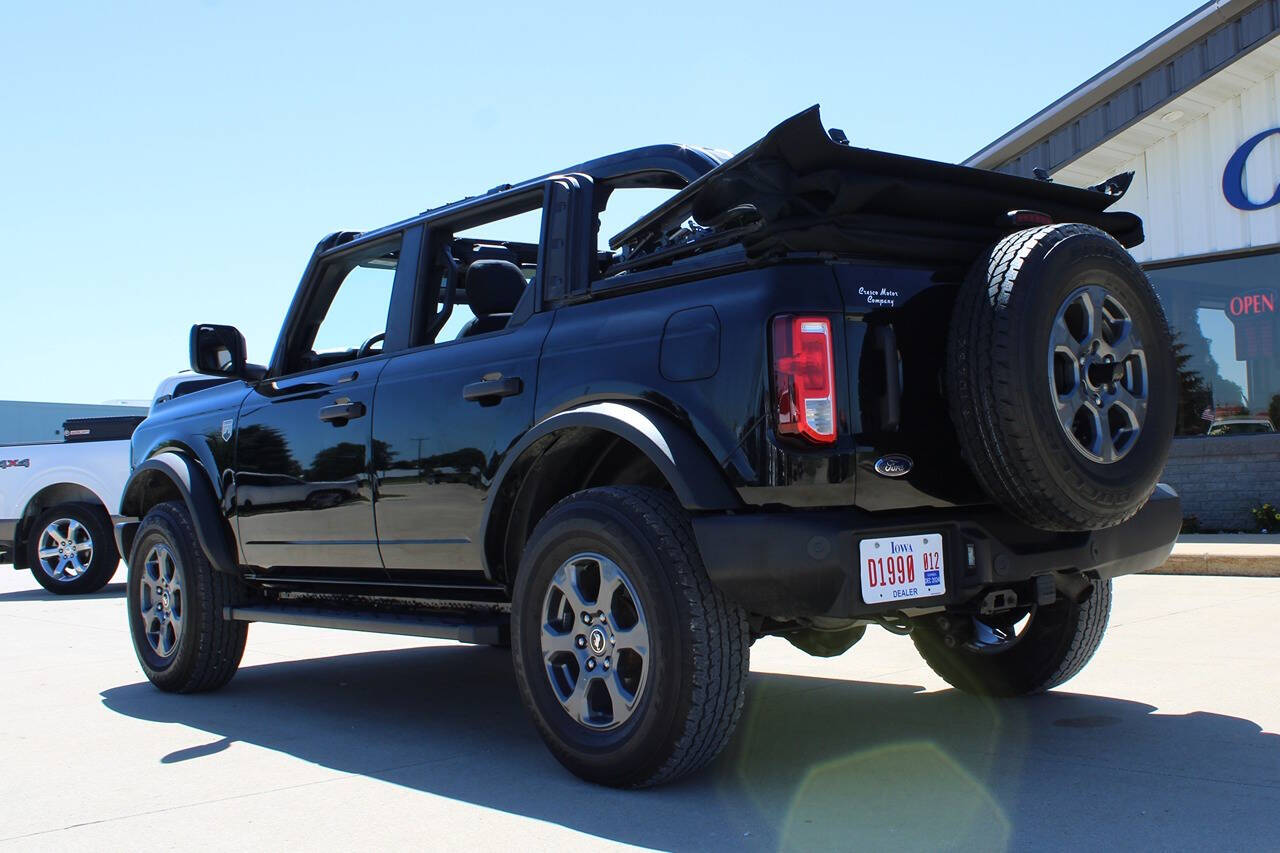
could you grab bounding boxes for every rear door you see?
[372,316,548,575]
[371,186,559,579]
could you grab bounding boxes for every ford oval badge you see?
[874,454,913,478]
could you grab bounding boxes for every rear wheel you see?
[911,578,1112,697]
[511,486,749,787]
[126,501,247,693]
[27,503,118,595]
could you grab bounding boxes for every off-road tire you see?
[127,501,247,693]
[27,503,119,595]
[912,578,1112,697]
[948,224,1176,531]
[511,486,749,787]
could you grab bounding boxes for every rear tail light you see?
[772,315,837,445]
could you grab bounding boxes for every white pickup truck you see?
[0,374,227,594]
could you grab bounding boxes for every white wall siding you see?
[1055,60,1280,263]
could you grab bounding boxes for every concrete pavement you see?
[0,563,1277,851]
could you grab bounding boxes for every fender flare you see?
[119,452,238,574]
[500,401,739,511]
[480,401,740,576]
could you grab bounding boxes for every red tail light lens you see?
[772,315,836,444]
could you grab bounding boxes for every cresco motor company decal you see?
[857,286,899,307]
[0,458,31,470]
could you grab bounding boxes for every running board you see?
[223,605,505,644]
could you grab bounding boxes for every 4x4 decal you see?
[0,458,31,470]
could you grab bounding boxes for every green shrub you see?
[1248,502,1280,532]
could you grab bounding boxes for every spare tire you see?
[947,224,1176,531]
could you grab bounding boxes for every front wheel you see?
[911,578,1112,697]
[511,486,749,787]
[126,501,247,693]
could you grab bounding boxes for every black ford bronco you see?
[116,106,1181,787]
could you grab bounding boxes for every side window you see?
[288,237,399,373]
[594,186,679,277]
[595,187,678,254]
[418,197,542,346]
[1148,253,1280,437]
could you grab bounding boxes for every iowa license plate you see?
[859,533,945,604]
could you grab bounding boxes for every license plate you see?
[859,533,946,604]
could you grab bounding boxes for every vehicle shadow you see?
[0,581,126,602]
[100,644,1280,851]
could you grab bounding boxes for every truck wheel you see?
[911,578,1112,697]
[511,486,749,787]
[27,503,119,595]
[126,501,247,693]
[948,224,1177,531]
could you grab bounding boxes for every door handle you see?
[462,377,522,405]
[319,401,366,425]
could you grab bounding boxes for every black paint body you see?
[129,254,976,572]
[123,113,1177,621]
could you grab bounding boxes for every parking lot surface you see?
[1,566,1277,851]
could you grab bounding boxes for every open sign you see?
[1228,290,1277,317]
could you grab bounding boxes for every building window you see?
[1147,251,1280,437]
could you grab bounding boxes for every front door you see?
[233,232,404,577]
[235,363,386,574]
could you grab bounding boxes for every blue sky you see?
[0,0,1194,404]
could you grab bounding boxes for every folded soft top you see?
[611,105,1141,261]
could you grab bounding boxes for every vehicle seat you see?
[458,260,526,338]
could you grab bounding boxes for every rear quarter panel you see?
[536,262,858,507]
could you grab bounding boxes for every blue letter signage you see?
[1223,127,1280,211]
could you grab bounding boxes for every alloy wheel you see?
[139,544,185,658]
[540,552,650,730]
[1048,285,1149,463]
[36,517,94,582]
[964,608,1035,654]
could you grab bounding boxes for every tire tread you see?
[608,488,748,786]
[512,486,749,788]
[912,579,1113,697]
[129,501,246,693]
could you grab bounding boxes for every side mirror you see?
[190,324,249,377]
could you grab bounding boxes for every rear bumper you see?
[693,484,1181,619]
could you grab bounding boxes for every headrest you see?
[465,260,526,317]
[467,244,518,265]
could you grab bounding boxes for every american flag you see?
[1201,407,1215,421]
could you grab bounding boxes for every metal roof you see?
[964,0,1280,178]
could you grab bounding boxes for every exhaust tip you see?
[1054,572,1095,605]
